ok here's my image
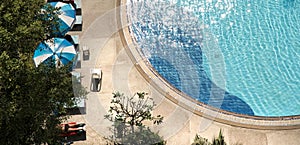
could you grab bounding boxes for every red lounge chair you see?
[59,122,86,137]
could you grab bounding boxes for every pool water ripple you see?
[128,0,300,116]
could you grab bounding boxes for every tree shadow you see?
[133,18,254,115]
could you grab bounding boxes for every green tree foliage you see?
[121,126,166,145]
[0,0,87,144]
[192,130,236,145]
[0,0,60,56]
[192,134,211,145]
[212,130,226,145]
[105,92,165,145]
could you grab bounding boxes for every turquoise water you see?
[128,0,300,116]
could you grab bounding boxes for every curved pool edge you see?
[117,0,300,130]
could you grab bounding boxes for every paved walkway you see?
[68,0,300,145]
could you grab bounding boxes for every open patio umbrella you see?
[33,38,76,67]
[48,2,76,36]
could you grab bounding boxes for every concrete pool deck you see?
[68,0,300,144]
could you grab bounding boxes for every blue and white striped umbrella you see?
[48,2,76,36]
[33,38,76,67]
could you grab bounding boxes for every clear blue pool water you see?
[128,0,300,116]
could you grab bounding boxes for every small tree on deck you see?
[104,92,165,145]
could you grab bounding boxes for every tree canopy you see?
[0,0,86,144]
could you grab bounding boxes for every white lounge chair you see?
[90,68,102,92]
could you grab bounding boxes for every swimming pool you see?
[127,0,300,117]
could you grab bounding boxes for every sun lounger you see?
[71,35,79,45]
[90,68,102,92]
[71,52,80,69]
[67,72,86,114]
[71,71,81,82]
[70,15,82,31]
[74,0,81,9]
[70,35,79,51]
[74,51,81,68]
[75,15,82,25]
[82,45,89,60]
[74,0,82,15]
